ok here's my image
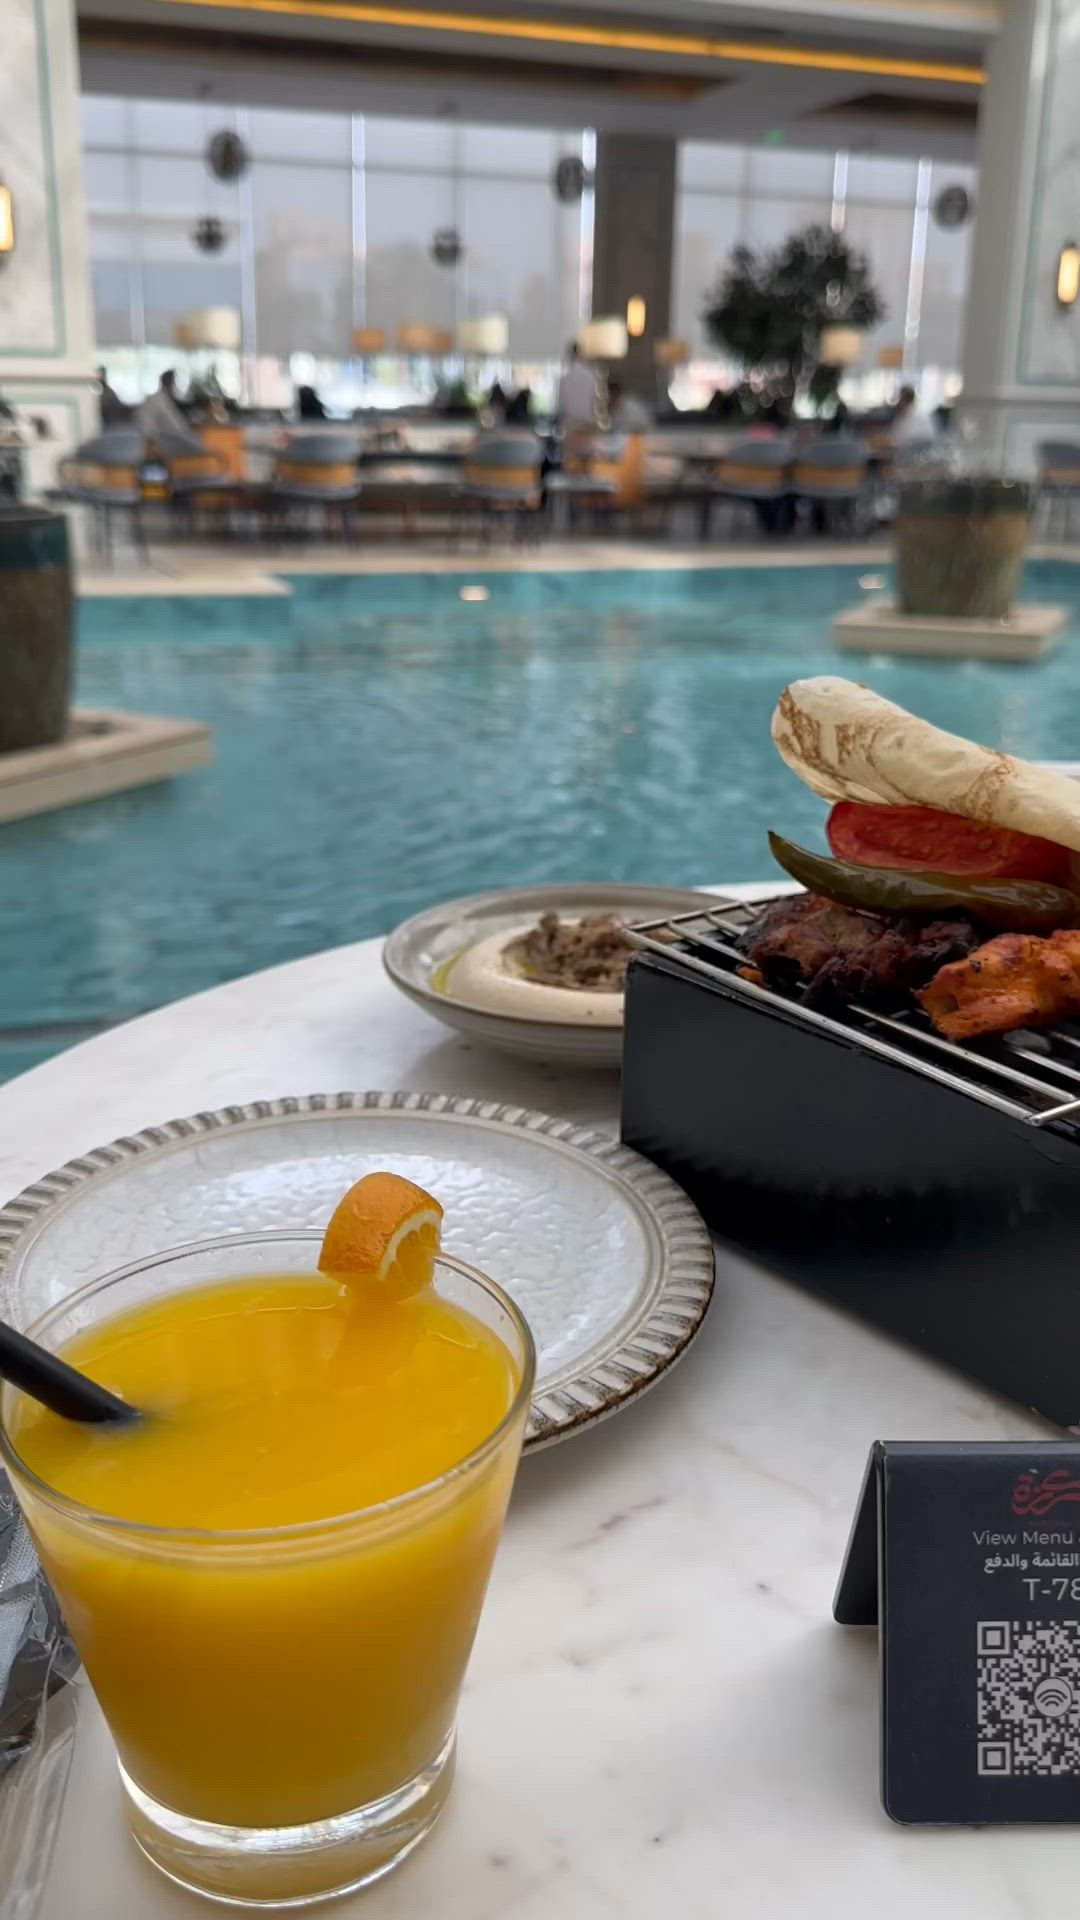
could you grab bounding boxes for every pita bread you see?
[772,677,1080,854]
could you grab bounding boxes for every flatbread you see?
[772,677,1080,853]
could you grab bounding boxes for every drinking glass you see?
[0,1232,535,1907]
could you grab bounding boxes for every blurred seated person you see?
[97,366,129,429]
[606,379,650,433]
[505,386,533,425]
[748,394,793,437]
[890,383,934,448]
[0,389,19,501]
[705,385,735,420]
[187,372,233,423]
[297,385,328,421]
[486,380,508,421]
[137,369,189,442]
[432,379,475,417]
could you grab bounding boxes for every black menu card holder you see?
[835,1441,1080,1823]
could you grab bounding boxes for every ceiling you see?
[76,0,992,159]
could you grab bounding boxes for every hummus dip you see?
[439,926,625,1026]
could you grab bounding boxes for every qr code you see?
[977,1620,1080,1776]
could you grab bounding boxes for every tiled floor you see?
[76,535,893,596]
[75,534,1080,599]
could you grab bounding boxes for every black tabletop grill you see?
[619,897,1080,1427]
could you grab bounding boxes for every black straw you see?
[0,1321,141,1426]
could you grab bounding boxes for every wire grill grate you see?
[625,896,1080,1130]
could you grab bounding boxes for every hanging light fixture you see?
[458,315,509,356]
[205,130,250,183]
[1057,242,1080,308]
[0,184,14,263]
[430,227,463,268]
[183,308,242,351]
[552,154,590,204]
[625,296,647,339]
[397,324,452,356]
[578,316,629,361]
[192,215,227,255]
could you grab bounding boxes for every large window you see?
[79,97,592,410]
[82,98,974,411]
[918,161,977,380]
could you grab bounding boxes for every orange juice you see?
[8,1265,524,1834]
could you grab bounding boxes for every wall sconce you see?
[1057,242,1080,307]
[0,184,14,263]
[626,295,647,338]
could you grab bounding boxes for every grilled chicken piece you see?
[742,893,980,1011]
[918,930,1080,1040]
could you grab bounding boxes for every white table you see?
[0,908,1063,1920]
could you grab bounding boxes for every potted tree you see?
[705,223,1031,618]
[703,223,883,413]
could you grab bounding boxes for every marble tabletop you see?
[0,899,1068,1920]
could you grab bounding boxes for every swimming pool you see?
[7,559,1080,1082]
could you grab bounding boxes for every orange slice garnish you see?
[318,1171,443,1298]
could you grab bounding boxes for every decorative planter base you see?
[0,710,212,823]
[832,600,1067,662]
[894,478,1034,620]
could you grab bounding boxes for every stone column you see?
[591,135,676,400]
[0,0,97,494]
[959,0,1080,474]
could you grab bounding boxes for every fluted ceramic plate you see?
[384,883,726,1067]
[0,1092,714,1450]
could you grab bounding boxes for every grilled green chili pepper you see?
[767,832,1080,932]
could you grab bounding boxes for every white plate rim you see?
[0,1090,715,1451]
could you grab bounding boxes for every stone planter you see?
[0,507,74,753]
[895,478,1033,621]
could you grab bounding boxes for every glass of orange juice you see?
[0,1231,535,1907]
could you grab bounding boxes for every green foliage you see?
[703,223,885,407]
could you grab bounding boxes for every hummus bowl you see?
[383,883,725,1066]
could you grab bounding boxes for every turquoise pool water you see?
[7,560,1080,1081]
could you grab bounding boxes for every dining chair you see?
[458,431,544,543]
[790,436,869,534]
[58,429,148,561]
[268,433,362,537]
[153,428,234,535]
[708,439,794,538]
[545,433,643,534]
[1038,441,1080,540]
